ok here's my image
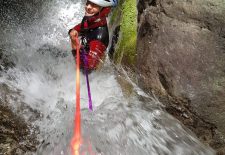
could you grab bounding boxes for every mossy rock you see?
[110,0,137,67]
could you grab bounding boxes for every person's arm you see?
[69,29,78,49]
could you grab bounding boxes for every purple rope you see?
[81,48,93,111]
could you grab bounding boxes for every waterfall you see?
[0,0,215,154]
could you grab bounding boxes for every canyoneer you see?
[69,0,118,73]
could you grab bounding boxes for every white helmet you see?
[88,0,118,7]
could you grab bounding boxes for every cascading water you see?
[0,0,215,155]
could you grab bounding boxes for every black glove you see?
[71,49,76,57]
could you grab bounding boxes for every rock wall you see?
[136,0,225,153]
[0,84,39,154]
[109,0,137,67]
[1,48,39,154]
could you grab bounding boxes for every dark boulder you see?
[136,0,225,153]
[0,84,39,154]
[0,48,15,72]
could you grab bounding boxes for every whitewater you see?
[0,0,215,154]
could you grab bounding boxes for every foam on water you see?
[0,0,215,154]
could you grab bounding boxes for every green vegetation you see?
[111,0,137,66]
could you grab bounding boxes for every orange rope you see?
[71,37,82,155]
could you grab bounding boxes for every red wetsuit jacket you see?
[70,7,111,70]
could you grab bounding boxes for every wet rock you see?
[109,0,137,66]
[37,44,68,58]
[0,83,40,154]
[0,104,39,154]
[108,26,120,60]
[136,0,225,153]
[0,48,15,72]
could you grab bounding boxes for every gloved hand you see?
[71,49,76,57]
[69,29,79,50]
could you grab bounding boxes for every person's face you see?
[85,1,101,16]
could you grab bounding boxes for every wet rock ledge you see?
[135,0,225,154]
[110,0,225,154]
[0,104,38,154]
[1,48,39,154]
